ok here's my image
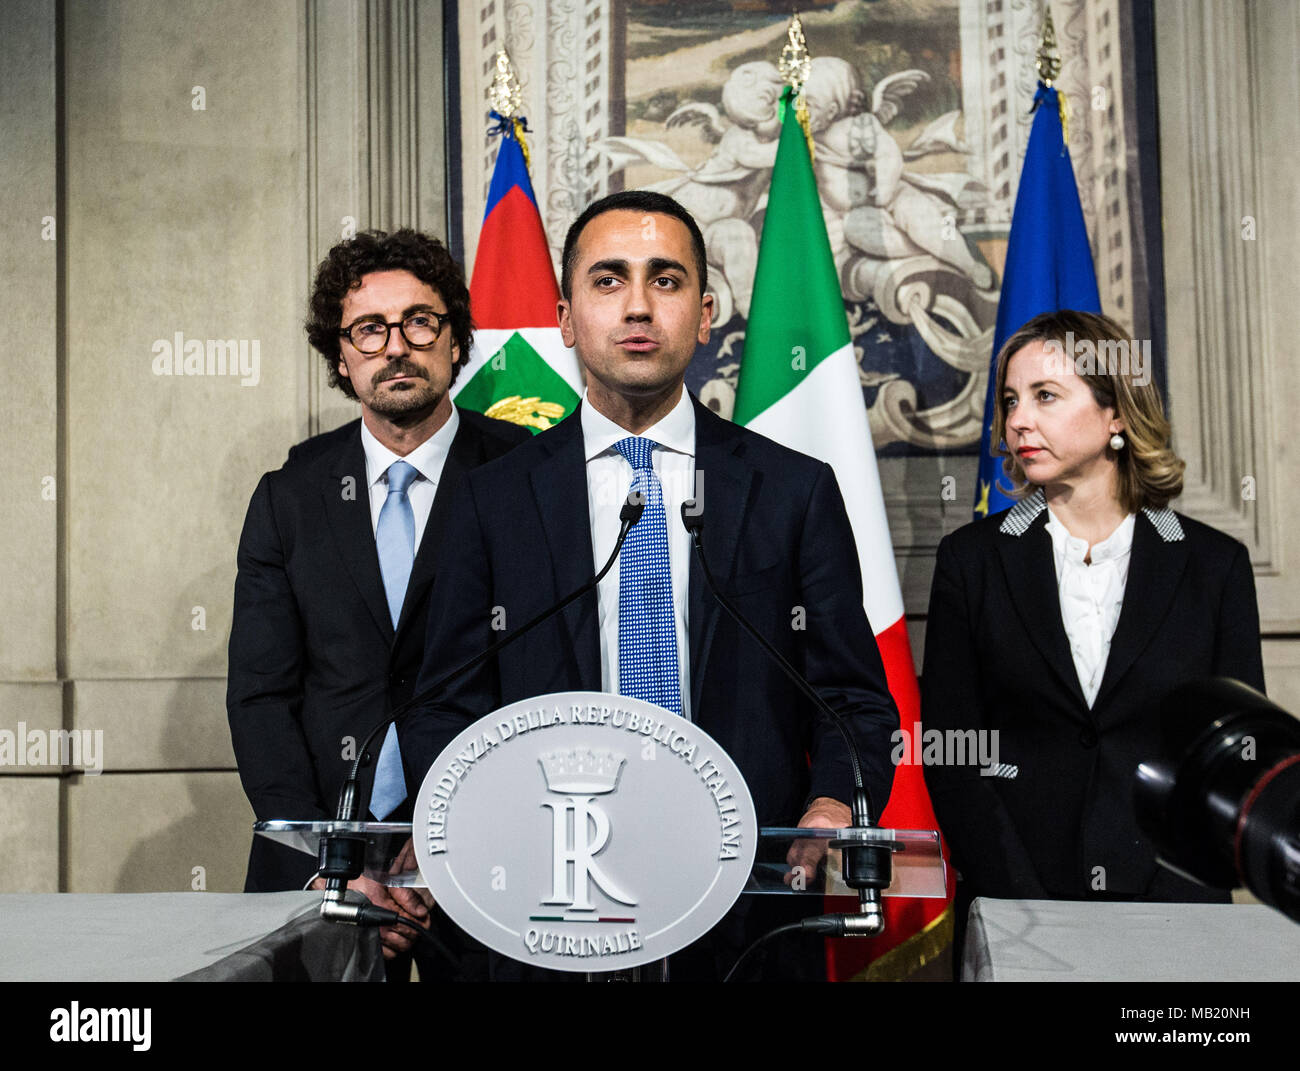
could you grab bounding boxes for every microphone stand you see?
[679,501,893,979]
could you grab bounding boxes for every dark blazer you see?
[227,408,530,892]
[401,394,899,828]
[921,488,1264,905]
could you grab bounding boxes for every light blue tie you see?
[371,459,418,820]
[612,437,681,716]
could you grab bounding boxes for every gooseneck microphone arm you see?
[680,501,875,822]
[318,496,646,932]
[680,501,892,971]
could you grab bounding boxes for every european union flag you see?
[974,83,1101,519]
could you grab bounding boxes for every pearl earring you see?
[1110,432,1125,451]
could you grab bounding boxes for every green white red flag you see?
[734,87,953,981]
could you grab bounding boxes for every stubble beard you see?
[365,369,445,421]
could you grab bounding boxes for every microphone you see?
[681,500,890,941]
[318,494,646,927]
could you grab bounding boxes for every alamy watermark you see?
[0,724,103,774]
[50,1002,150,1050]
[588,466,703,515]
[891,724,1009,776]
[1042,331,1151,387]
[151,332,260,387]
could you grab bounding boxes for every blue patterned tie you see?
[371,459,418,820]
[612,437,681,716]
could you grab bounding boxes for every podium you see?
[256,819,945,980]
[273,691,945,979]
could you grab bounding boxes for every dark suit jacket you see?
[401,394,898,828]
[226,408,530,892]
[921,488,1264,904]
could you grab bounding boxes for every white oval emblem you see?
[413,691,758,972]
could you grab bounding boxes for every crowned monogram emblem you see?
[538,748,635,911]
[413,693,758,971]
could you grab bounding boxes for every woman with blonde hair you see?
[922,309,1264,952]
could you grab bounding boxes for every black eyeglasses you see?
[339,310,451,354]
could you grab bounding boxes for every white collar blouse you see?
[1043,506,1137,708]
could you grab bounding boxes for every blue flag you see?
[974,83,1101,519]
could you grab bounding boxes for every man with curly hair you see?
[226,230,529,978]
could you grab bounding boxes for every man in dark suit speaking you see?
[226,230,529,972]
[401,192,898,980]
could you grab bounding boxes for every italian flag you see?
[734,89,953,981]
[454,123,582,430]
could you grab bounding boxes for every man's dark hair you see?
[306,228,472,398]
[560,191,708,300]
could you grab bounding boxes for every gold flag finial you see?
[779,12,811,94]
[1035,5,1069,143]
[488,49,532,170]
[1035,6,1061,86]
[489,49,523,118]
[778,13,814,159]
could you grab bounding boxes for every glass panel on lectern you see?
[254,821,946,898]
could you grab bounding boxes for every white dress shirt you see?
[1044,506,1136,708]
[581,386,694,719]
[359,406,460,552]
